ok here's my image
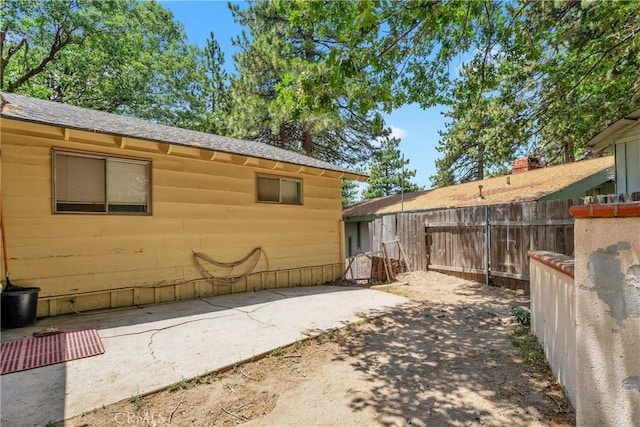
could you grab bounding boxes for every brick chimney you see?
[512,156,544,175]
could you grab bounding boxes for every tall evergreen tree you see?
[363,136,421,199]
[195,31,230,134]
[225,0,386,165]
[341,178,360,208]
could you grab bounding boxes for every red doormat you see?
[1,329,105,375]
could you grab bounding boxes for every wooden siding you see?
[1,119,344,316]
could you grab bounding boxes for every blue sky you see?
[162,1,448,188]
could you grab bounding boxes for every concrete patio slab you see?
[0,286,410,426]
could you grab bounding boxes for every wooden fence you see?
[370,213,429,270]
[364,199,581,293]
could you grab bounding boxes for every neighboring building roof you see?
[344,156,614,219]
[343,190,431,219]
[0,92,365,179]
[589,108,640,152]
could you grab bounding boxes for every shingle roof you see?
[0,92,364,178]
[344,156,614,218]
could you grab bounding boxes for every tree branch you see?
[7,25,77,92]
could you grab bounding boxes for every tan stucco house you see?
[0,93,365,317]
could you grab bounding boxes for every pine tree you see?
[197,32,230,135]
[363,137,421,199]
[225,1,386,165]
[341,179,360,208]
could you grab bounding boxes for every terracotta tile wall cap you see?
[569,202,640,218]
[528,250,574,278]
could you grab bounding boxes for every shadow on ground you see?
[336,278,574,426]
[1,284,399,426]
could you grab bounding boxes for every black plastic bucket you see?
[1,286,40,329]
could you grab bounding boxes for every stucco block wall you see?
[530,257,576,407]
[574,217,640,426]
[1,120,345,316]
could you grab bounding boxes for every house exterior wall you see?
[345,222,357,257]
[574,216,640,426]
[529,253,576,408]
[1,119,345,317]
[344,221,371,257]
[359,221,370,253]
[614,123,640,194]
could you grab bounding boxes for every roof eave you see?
[588,109,640,152]
[343,173,368,182]
[1,113,364,178]
[343,214,381,222]
[539,165,615,201]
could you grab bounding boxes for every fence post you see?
[485,205,491,286]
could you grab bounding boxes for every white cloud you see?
[389,126,408,140]
[371,125,409,148]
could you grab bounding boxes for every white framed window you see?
[256,175,302,205]
[53,150,151,214]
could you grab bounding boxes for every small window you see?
[257,175,302,205]
[54,150,151,214]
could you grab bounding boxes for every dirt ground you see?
[64,271,574,426]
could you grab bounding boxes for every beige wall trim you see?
[38,263,342,317]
